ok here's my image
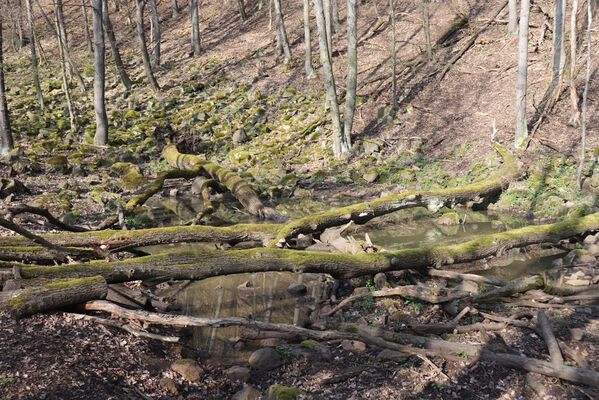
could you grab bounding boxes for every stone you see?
[0,178,30,199]
[341,339,367,353]
[171,359,204,382]
[259,338,282,347]
[570,328,584,341]
[248,347,283,370]
[373,273,387,290]
[363,140,380,155]
[352,287,370,296]
[233,129,249,144]
[232,386,262,400]
[455,280,479,294]
[159,377,178,395]
[583,243,599,256]
[266,384,306,400]
[71,164,87,177]
[224,366,251,383]
[287,283,307,296]
[376,349,409,361]
[363,171,378,183]
[583,234,598,245]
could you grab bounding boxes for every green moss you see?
[47,155,68,166]
[174,358,194,365]
[120,168,148,191]
[267,384,306,400]
[44,276,104,290]
[301,339,318,348]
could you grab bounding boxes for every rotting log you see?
[0,245,99,263]
[0,276,107,318]
[19,209,599,282]
[79,300,599,388]
[267,143,524,247]
[162,145,284,221]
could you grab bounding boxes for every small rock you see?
[373,273,387,290]
[363,140,380,155]
[287,283,307,296]
[341,339,367,353]
[248,347,283,370]
[376,349,408,361]
[171,359,204,382]
[233,129,249,144]
[266,384,306,400]
[455,280,479,294]
[583,234,597,245]
[232,386,262,400]
[259,338,282,347]
[352,287,370,296]
[583,243,599,256]
[224,366,251,383]
[570,328,584,341]
[295,234,314,249]
[71,164,86,177]
[159,377,178,395]
[363,171,378,183]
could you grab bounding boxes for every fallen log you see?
[79,300,599,388]
[266,143,523,247]
[0,276,107,318]
[162,145,284,221]
[18,210,599,282]
[473,276,545,302]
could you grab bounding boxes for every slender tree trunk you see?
[0,19,14,154]
[508,0,518,35]
[323,0,333,60]
[390,0,397,111]
[190,0,201,56]
[149,0,160,67]
[114,0,120,12]
[79,0,93,57]
[551,0,566,85]
[515,0,530,149]
[237,0,248,20]
[303,0,313,77]
[422,0,432,61]
[273,0,291,63]
[16,0,25,49]
[569,0,580,126]
[56,0,74,79]
[103,0,133,91]
[91,0,108,146]
[576,1,592,188]
[135,0,160,91]
[313,0,347,159]
[343,0,357,148]
[56,15,77,136]
[331,0,339,34]
[172,0,179,17]
[25,0,43,109]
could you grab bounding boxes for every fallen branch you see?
[1,205,89,232]
[427,268,506,287]
[537,310,564,366]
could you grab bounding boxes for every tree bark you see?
[508,0,518,35]
[551,0,566,86]
[237,0,248,20]
[343,0,357,149]
[303,0,313,77]
[569,0,580,126]
[390,0,397,111]
[515,0,530,149]
[55,0,72,77]
[81,0,93,56]
[25,0,43,109]
[172,0,179,17]
[0,19,14,154]
[149,0,160,67]
[422,0,432,61]
[313,0,347,159]
[56,14,78,136]
[273,0,291,63]
[575,0,591,188]
[135,0,160,91]
[0,276,107,318]
[103,0,133,91]
[190,0,201,56]
[92,0,109,146]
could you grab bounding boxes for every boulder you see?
[224,366,251,383]
[266,384,306,400]
[248,348,283,370]
[159,377,178,395]
[171,359,204,383]
[341,340,367,353]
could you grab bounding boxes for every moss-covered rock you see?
[266,384,306,400]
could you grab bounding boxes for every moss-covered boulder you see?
[266,384,307,400]
[46,155,69,173]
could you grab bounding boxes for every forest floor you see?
[0,0,599,398]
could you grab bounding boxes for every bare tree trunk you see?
[323,0,333,59]
[80,0,93,56]
[515,0,530,149]
[135,0,160,91]
[172,0,179,17]
[25,0,43,110]
[190,0,201,56]
[343,0,357,148]
[0,19,14,154]
[331,0,339,34]
[508,0,518,35]
[16,0,25,49]
[551,0,566,85]
[390,0,397,111]
[91,0,108,146]
[114,0,120,12]
[313,0,347,159]
[237,0,248,20]
[422,0,432,61]
[569,0,580,126]
[576,0,592,188]
[55,15,78,136]
[273,0,291,63]
[103,0,133,91]
[55,0,72,78]
[149,0,160,67]
[303,0,314,77]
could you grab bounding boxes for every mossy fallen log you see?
[0,245,99,263]
[266,143,524,247]
[0,276,107,318]
[162,145,284,221]
[16,209,599,281]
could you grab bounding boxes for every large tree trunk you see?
[313,0,346,159]
[19,208,599,282]
[302,0,313,77]
[135,0,160,91]
[81,0,93,56]
[25,0,43,109]
[0,19,13,154]
[92,0,108,146]
[515,0,530,149]
[0,276,107,318]
[149,0,160,67]
[551,0,566,86]
[190,0,201,56]
[103,0,133,91]
[343,0,357,149]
